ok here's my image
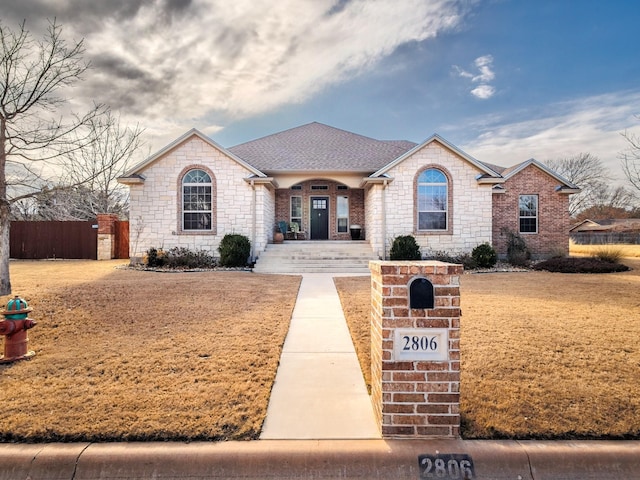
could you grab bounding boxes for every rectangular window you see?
[418,185,447,230]
[311,185,328,190]
[183,185,212,230]
[337,196,349,233]
[519,195,538,233]
[290,196,302,230]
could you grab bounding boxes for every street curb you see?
[1,439,639,480]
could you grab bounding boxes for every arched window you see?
[182,169,212,231]
[417,168,448,231]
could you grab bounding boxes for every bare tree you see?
[621,127,640,193]
[21,113,145,220]
[545,153,612,217]
[0,19,112,294]
[574,184,639,221]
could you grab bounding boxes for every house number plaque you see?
[394,328,448,361]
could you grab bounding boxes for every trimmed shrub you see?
[472,243,498,269]
[534,257,629,274]
[390,235,421,260]
[425,250,477,270]
[164,247,217,269]
[145,247,166,267]
[503,229,530,267]
[144,247,217,269]
[218,234,251,267]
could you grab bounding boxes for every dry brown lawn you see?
[0,261,301,442]
[570,242,640,258]
[335,257,640,439]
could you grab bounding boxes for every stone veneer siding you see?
[370,261,461,438]
[368,142,493,259]
[274,180,365,240]
[128,136,270,260]
[492,164,571,259]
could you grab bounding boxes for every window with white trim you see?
[182,169,212,230]
[290,196,302,230]
[519,195,538,233]
[417,169,448,231]
[337,196,349,233]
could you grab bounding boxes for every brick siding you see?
[492,164,571,259]
[370,261,461,438]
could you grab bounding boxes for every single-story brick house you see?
[118,122,579,262]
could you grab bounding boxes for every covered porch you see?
[274,179,366,241]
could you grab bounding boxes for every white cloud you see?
[453,54,496,99]
[472,55,495,83]
[470,84,495,100]
[461,91,640,184]
[61,0,470,132]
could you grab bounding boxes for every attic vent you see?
[291,185,302,190]
[311,185,328,190]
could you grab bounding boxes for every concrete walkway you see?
[260,273,380,439]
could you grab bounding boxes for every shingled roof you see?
[228,122,417,173]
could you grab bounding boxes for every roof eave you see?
[476,176,505,185]
[360,176,394,188]
[117,174,145,185]
[556,187,582,195]
[244,176,279,190]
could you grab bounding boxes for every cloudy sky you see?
[3,0,640,183]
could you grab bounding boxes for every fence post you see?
[97,214,119,260]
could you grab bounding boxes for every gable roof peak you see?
[119,127,266,181]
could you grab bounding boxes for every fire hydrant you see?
[0,296,37,363]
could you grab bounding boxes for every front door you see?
[310,197,329,240]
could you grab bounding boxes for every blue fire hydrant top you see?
[2,296,32,320]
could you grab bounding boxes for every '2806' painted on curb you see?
[418,454,475,479]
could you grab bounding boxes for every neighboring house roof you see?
[228,122,416,173]
[570,218,640,232]
[118,128,267,183]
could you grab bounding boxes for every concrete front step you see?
[254,241,377,274]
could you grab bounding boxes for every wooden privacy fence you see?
[10,219,130,260]
[570,232,640,245]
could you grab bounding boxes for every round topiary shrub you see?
[218,234,251,267]
[390,235,421,260]
[471,243,498,269]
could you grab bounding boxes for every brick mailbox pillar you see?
[370,261,462,438]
